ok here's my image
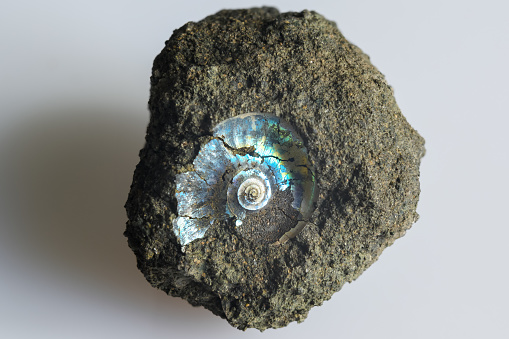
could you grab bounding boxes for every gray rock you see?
[124,7,425,331]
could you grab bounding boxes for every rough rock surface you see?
[124,7,425,331]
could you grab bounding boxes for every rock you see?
[124,7,425,331]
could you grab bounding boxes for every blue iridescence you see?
[173,113,315,246]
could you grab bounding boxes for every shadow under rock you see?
[0,104,221,325]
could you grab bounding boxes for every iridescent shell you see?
[173,113,316,247]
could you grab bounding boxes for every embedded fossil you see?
[124,8,425,331]
[173,113,316,247]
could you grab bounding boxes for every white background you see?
[1,1,508,338]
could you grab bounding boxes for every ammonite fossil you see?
[173,113,316,247]
[124,7,425,331]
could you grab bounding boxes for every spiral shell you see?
[173,113,316,246]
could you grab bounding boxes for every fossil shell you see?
[173,113,316,246]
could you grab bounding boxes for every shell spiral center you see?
[235,170,271,210]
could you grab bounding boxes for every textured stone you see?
[124,7,425,331]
